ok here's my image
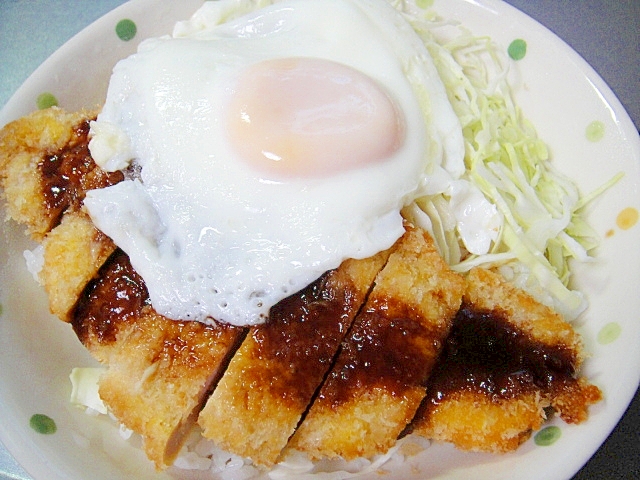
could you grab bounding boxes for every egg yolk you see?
[226,57,405,178]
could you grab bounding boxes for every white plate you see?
[0,1,639,479]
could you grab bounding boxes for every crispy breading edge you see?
[410,267,602,452]
[0,107,96,240]
[94,307,245,468]
[286,226,464,461]
[41,209,116,321]
[0,108,248,469]
[0,107,603,468]
[197,250,390,467]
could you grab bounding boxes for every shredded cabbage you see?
[69,367,108,415]
[397,0,621,320]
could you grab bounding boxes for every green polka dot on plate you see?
[508,39,527,60]
[416,0,434,8]
[29,413,57,434]
[116,19,137,41]
[36,92,58,110]
[0,303,3,316]
[534,425,561,446]
[585,120,605,142]
[597,322,622,345]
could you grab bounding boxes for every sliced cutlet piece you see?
[0,107,122,240]
[411,267,602,453]
[286,225,464,461]
[40,209,116,321]
[72,250,245,469]
[197,250,391,467]
[0,107,120,321]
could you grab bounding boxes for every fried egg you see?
[84,0,464,326]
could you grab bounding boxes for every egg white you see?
[85,0,464,326]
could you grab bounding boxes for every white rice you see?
[166,428,430,479]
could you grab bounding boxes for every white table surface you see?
[0,1,638,479]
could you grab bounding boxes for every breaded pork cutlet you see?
[410,267,602,452]
[0,108,120,321]
[0,107,122,240]
[197,250,390,466]
[0,107,246,469]
[0,106,603,469]
[40,210,116,321]
[286,226,464,461]
[73,250,244,467]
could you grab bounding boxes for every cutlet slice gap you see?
[40,209,116,321]
[285,225,464,462]
[197,248,391,467]
[72,250,246,469]
[410,267,602,453]
[0,107,126,321]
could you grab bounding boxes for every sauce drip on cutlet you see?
[73,249,150,344]
[425,302,577,403]
[39,119,123,226]
[320,299,436,408]
[73,255,364,410]
[250,271,360,408]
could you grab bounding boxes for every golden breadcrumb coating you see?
[40,209,116,321]
[198,250,390,466]
[287,226,464,461]
[411,267,602,452]
[465,267,583,354]
[465,268,601,424]
[73,251,244,469]
[0,108,96,239]
[97,307,243,468]
[1,107,245,469]
[417,390,548,453]
[0,106,603,469]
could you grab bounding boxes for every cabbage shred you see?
[397,0,620,320]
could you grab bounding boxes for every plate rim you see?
[0,1,639,479]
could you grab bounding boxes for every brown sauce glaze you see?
[39,119,123,226]
[72,249,150,345]
[424,302,577,404]
[319,299,434,408]
[250,270,362,407]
